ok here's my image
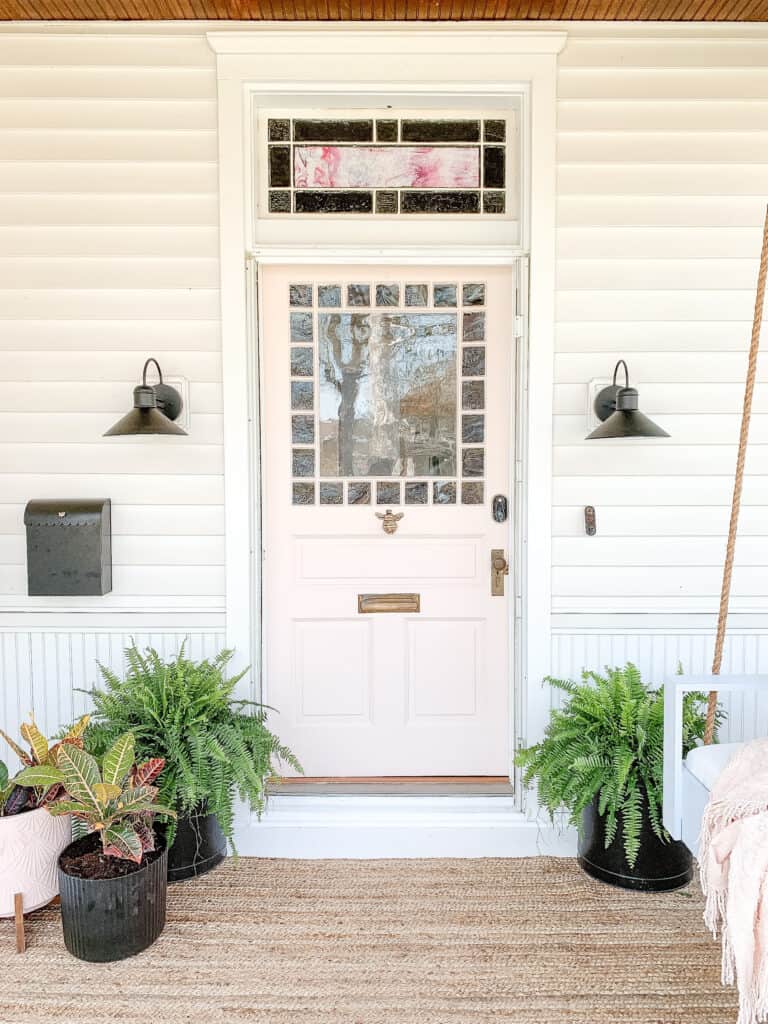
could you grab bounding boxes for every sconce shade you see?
[104,360,187,437]
[586,361,669,440]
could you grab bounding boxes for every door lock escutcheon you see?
[491,549,509,597]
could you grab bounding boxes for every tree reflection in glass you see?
[319,311,457,478]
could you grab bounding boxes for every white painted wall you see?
[0,22,767,758]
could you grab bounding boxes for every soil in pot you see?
[58,832,168,962]
[167,808,226,882]
[60,835,164,880]
[578,797,693,892]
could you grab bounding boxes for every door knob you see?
[491,549,509,597]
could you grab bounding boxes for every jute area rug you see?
[0,857,736,1024]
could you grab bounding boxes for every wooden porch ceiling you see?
[2,0,767,19]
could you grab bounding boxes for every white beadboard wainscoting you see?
[551,621,768,745]
[0,621,225,752]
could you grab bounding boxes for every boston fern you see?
[82,644,301,851]
[515,663,719,868]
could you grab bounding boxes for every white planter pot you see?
[0,806,72,917]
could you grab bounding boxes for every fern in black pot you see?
[82,643,301,881]
[515,663,720,892]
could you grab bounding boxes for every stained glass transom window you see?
[266,114,512,218]
[290,281,487,507]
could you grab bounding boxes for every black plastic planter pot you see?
[578,798,693,892]
[167,810,226,882]
[58,833,168,962]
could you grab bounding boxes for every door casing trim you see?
[210,28,561,840]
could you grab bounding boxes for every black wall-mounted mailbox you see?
[24,499,112,597]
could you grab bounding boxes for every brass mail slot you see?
[358,593,421,614]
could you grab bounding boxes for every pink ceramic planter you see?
[0,807,72,917]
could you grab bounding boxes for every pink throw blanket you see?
[699,738,768,1024]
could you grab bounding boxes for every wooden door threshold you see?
[270,776,514,797]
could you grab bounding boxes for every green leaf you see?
[102,732,135,788]
[45,800,93,818]
[111,785,161,813]
[0,761,8,790]
[57,744,102,810]
[20,719,48,765]
[62,714,90,742]
[93,782,121,803]
[102,824,143,863]
[13,764,64,789]
[0,729,32,766]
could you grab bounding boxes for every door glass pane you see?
[318,311,457,478]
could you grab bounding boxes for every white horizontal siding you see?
[555,32,768,617]
[0,31,223,615]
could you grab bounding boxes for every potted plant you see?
[82,643,301,881]
[16,732,175,962]
[515,663,720,892]
[0,715,89,920]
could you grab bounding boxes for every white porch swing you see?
[663,206,768,856]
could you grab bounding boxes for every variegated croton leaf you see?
[40,730,176,863]
[131,758,165,788]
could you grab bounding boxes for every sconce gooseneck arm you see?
[612,359,630,389]
[141,358,164,387]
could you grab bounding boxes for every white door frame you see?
[208,26,565,848]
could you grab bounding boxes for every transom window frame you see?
[247,90,529,250]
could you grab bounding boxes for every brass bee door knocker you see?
[376,509,404,535]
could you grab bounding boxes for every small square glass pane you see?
[293,449,315,477]
[463,312,485,342]
[463,283,486,306]
[292,482,314,505]
[462,381,484,410]
[290,312,313,343]
[462,346,486,377]
[269,191,291,214]
[434,284,457,307]
[319,482,343,504]
[348,482,371,505]
[462,448,484,478]
[290,347,314,377]
[289,284,313,307]
[405,482,429,505]
[405,284,428,307]
[433,481,456,505]
[462,482,484,504]
[269,118,291,142]
[462,414,484,443]
[376,481,401,504]
[376,284,400,307]
[318,285,341,307]
[348,284,370,307]
[292,414,315,444]
[291,381,314,410]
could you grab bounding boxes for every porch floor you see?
[1,857,735,1024]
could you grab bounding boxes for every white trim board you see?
[209,28,563,849]
[236,796,577,859]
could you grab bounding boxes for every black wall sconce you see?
[104,358,187,437]
[586,360,669,440]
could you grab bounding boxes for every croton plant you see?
[16,731,175,862]
[0,713,89,816]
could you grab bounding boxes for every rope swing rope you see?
[704,205,768,746]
